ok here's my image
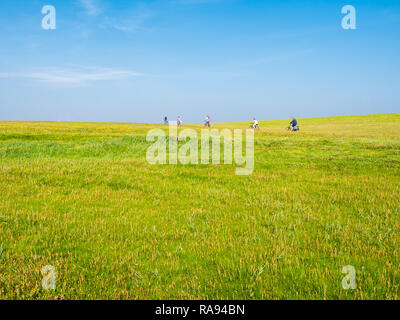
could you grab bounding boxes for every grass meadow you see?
[0,113,399,300]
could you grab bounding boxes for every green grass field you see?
[0,113,399,300]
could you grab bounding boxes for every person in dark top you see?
[289,117,300,131]
[290,117,298,128]
[205,115,211,127]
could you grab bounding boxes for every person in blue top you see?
[289,117,299,131]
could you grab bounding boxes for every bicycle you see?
[287,125,300,132]
[249,124,260,130]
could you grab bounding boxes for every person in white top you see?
[252,118,259,129]
[177,116,183,126]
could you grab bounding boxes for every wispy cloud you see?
[0,67,144,85]
[102,11,153,32]
[78,0,102,16]
[100,3,154,33]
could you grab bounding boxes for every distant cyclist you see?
[289,117,299,131]
[251,118,259,130]
[205,115,211,127]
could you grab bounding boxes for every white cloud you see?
[0,67,144,85]
[100,2,154,33]
[102,11,153,32]
[79,0,102,16]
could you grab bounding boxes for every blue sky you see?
[0,0,399,123]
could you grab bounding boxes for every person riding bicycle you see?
[177,116,183,126]
[205,115,211,127]
[289,117,299,131]
[252,118,259,129]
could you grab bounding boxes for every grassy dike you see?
[0,113,399,299]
